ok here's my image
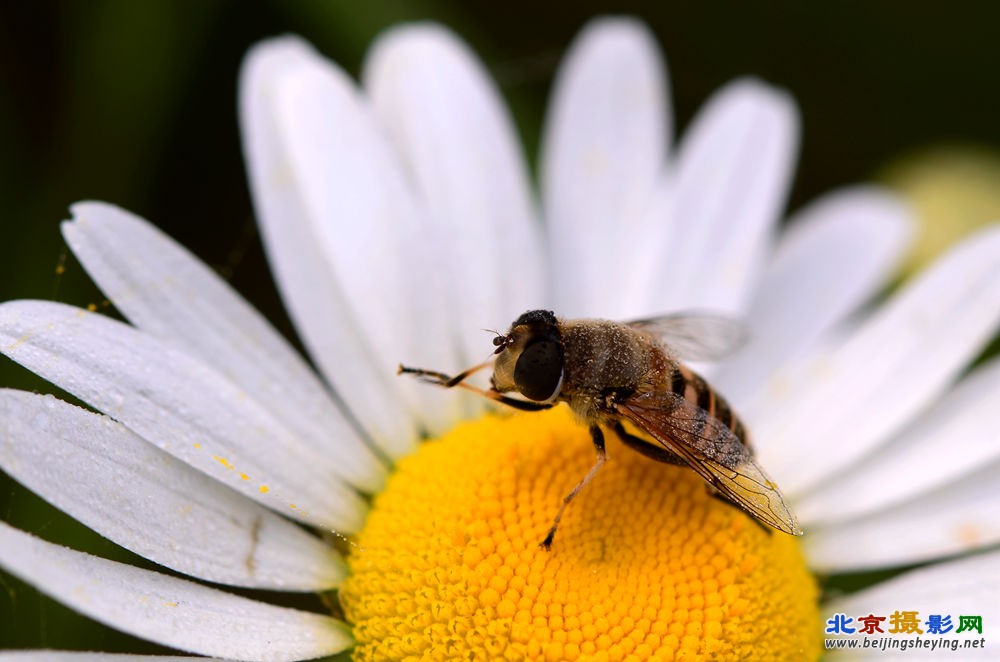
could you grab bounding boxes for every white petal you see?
[825,547,1000,629]
[0,653,215,661]
[0,389,344,591]
[541,17,670,317]
[0,300,366,533]
[364,23,545,360]
[806,455,1000,572]
[277,49,470,436]
[0,522,352,662]
[798,356,1000,525]
[240,37,425,455]
[649,78,798,316]
[614,177,678,318]
[714,186,913,406]
[63,201,387,494]
[753,225,1000,495]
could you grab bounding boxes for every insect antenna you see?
[483,328,509,354]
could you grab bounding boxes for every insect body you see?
[400,309,801,549]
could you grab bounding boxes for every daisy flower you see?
[2,17,1000,661]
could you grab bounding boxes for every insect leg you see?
[487,396,554,412]
[611,422,687,466]
[399,363,553,412]
[398,362,490,387]
[540,425,607,550]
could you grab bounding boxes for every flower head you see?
[2,17,1000,662]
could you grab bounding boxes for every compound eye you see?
[513,339,564,401]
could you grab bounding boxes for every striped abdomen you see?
[670,363,749,448]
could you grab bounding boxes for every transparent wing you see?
[616,390,802,535]
[627,312,748,361]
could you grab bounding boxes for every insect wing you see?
[627,313,747,362]
[615,390,801,535]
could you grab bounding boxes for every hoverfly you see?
[399,310,801,549]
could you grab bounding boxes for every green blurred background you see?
[2,0,999,653]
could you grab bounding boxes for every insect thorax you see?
[558,321,658,398]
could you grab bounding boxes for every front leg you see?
[399,363,554,412]
[398,363,485,388]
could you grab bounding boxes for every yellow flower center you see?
[341,407,819,661]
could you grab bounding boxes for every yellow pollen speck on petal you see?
[259,485,270,494]
[212,455,234,470]
[239,472,249,481]
[341,407,819,661]
[193,443,201,450]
